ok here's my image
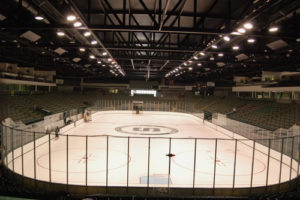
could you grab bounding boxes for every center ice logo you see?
[115,125,178,135]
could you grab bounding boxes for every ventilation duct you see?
[266,39,288,50]
[20,30,41,42]
[54,47,67,55]
[235,53,249,61]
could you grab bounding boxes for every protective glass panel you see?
[194,139,215,188]
[234,140,253,188]
[22,131,34,179]
[268,138,282,185]
[149,138,169,187]
[129,138,148,187]
[252,139,269,187]
[280,138,293,182]
[87,136,107,186]
[35,132,49,182]
[215,139,235,188]
[107,136,128,186]
[50,134,67,184]
[171,138,194,187]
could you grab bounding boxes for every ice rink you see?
[6,111,299,188]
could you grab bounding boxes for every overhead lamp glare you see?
[223,36,230,41]
[247,38,255,43]
[237,28,246,33]
[73,21,82,27]
[269,26,278,32]
[243,22,253,29]
[91,40,97,45]
[56,31,65,36]
[35,15,44,21]
[84,31,91,37]
[67,15,76,21]
[232,46,239,50]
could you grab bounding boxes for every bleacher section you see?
[0,93,300,131]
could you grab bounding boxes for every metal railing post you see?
[66,135,69,185]
[106,135,109,193]
[147,137,151,194]
[168,138,172,192]
[21,130,24,176]
[250,140,256,189]
[213,138,218,193]
[266,139,271,189]
[289,136,294,181]
[232,139,238,190]
[126,137,130,192]
[11,128,14,172]
[86,136,88,189]
[49,132,51,182]
[193,138,197,193]
[5,126,8,166]
[278,138,284,186]
[34,132,36,181]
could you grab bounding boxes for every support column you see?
[35,85,37,92]
[48,86,51,92]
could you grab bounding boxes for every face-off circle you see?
[115,125,178,135]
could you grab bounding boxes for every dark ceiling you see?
[0,0,299,83]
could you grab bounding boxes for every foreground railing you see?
[0,99,299,193]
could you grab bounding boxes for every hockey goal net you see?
[133,101,143,114]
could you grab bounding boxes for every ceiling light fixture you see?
[231,31,241,35]
[183,62,187,66]
[89,55,95,59]
[218,53,224,57]
[188,67,193,71]
[97,60,101,64]
[210,57,215,60]
[223,36,230,41]
[91,40,97,45]
[102,51,107,56]
[73,21,82,27]
[247,38,255,43]
[269,26,278,32]
[197,63,202,66]
[212,45,218,49]
[199,52,205,56]
[84,31,91,37]
[67,15,76,22]
[232,46,240,50]
[237,28,246,34]
[35,15,44,21]
[243,22,253,29]
[193,56,198,60]
[79,48,85,52]
[56,31,65,36]
[108,58,112,62]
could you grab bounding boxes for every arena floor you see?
[6,111,298,188]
